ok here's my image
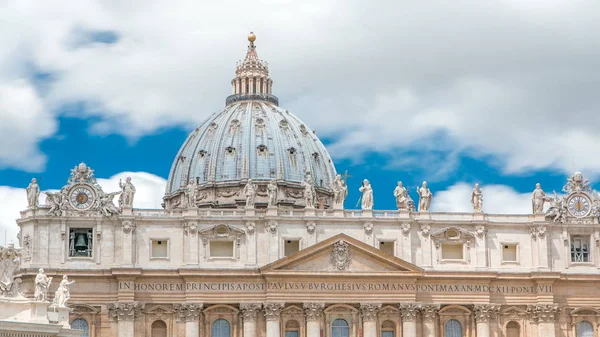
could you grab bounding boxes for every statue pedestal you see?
[473,212,485,221]
[121,206,133,216]
[29,301,50,324]
[362,210,373,217]
[245,207,255,216]
[266,207,278,216]
[416,211,430,220]
[533,214,547,222]
[184,207,198,216]
[305,207,316,216]
[47,305,71,329]
[398,210,411,219]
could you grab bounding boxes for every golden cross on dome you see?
[341,170,352,183]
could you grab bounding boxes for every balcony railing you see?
[225,93,279,106]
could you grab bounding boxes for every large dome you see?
[164,33,337,208]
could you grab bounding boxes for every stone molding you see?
[527,304,561,323]
[122,220,136,234]
[360,303,382,322]
[107,301,143,321]
[174,303,203,322]
[264,302,285,321]
[303,302,325,322]
[240,303,262,321]
[398,303,422,322]
[421,304,440,322]
[474,304,500,323]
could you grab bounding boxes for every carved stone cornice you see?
[107,301,143,321]
[240,303,262,321]
[174,303,203,322]
[303,302,325,322]
[527,304,561,323]
[474,304,500,323]
[360,303,382,322]
[421,304,440,322]
[399,303,422,322]
[264,302,285,321]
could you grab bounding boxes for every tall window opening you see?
[212,319,231,337]
[445,319,462,337]
[71,318,89,337]
[506,321,520,337]
[285,320,300,337]
[571,236,590,262]
[577,321,593,337]
[381,320,395,337]
[151,320,167,337]
[332,318,349,337]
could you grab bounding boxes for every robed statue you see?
[26,178,40,208]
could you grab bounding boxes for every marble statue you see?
[532,183,551,214]
[118,177,136,208]
[267,179,278,207]
[471,183,483,213]
[393,181,411,210]
[0,242,22,297]
[52,275,75,308]
[26,178,40,209]
[332,174,348,209]
[546,191,567,223]
[243,179,257,208]
[359,179,374,210]
[416,181,432,212]
[34,268,52,302]
[185,178,197,208]
[303,178,316,208]
[99,191,120,217]
[45,192,62,216]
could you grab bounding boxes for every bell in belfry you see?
[74,233,87,251]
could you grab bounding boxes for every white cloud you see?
[432,182,535,214]
[0,172,166,245]
[1,1,600,175]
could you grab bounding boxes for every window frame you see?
[281,237,302,258]
[150,238,170,260]
[570,234,593,265]
[501,242,520,265]
[378,239,396,257]
[208,239,236,260]
[71,318,90,337]
[440,242,466,263]
[67,227,95,260]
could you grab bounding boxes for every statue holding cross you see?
[332,173,348,209]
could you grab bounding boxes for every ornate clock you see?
[567,194,591,218]
[69,185,95,210]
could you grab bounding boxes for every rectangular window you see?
[571,236,590,262]
[69,228,93,258]
[441,243,463,260]
[151,240,169,259]
[379,241,395,256]
[502,244,518,262]
[210,241,234,258]
[284,239,300,257]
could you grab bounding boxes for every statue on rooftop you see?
[34,268,52,302]
[185,178,198,208]
[532,183,551,214]
[417,181,432,212]
[332,174,348,209]
[26,178,40,209]
[118,177,136,208]
[52,275,75,308]
[0,243,23,298]
[359,179,374,210]
[302,176,316,209]
[267,179,278,207]
[394,181,413,211]
[471,183,483,213]
[243,179,257,208]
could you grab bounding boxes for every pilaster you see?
[474,304,500,337]
[304,302,324,337]
[528,304,560,337]
[175,303,203,337]
[107,301,143,337]
[360,303,382,337]
[421,304,440,337]
[399,303,421,337]
[264,302,285,337]
[241,303,262,337]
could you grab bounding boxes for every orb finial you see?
[248,32,256,43]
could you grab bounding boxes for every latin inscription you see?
[119,281,552,294]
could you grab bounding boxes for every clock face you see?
[567,194,591,217]
[70,186,95,210]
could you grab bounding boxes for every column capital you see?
[474,304,501,323]
[421,304,440,322]
[303,302,325,322]
[360,303,382,322]
[527,304,561,323]
[107,301,144,321]
[264,302,285,321]
[240,303,262,321]
[398,303,422,322]
[174,303,203,322]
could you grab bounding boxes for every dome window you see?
[257,145,268,156]
[229,119,240,133]
[179,155,186,163]
[198,150,207,158]
[225,147,236,155]
[279,120,289,129]
[300,125,308,136]
[208,122,218,133]
[288,147,297,155]
[312,152,320,162]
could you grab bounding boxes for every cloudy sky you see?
[1,0,599,243]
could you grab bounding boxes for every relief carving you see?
[474,304,500,323]
[330,239,352,271]
[360,303,382,322]
[527,304,561,323]
[303,302,325,322]
[108,301,144,321]
[240,303,262,321]
[399,303,422,322]
[174,303,203,322]
[264,302,285,321]
[421,304,440,322]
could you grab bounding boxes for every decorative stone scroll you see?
[108,301,144,321]
[360,303,382,322]
[474,304,500,323]
[266,221,278,235]
[399,303,422,322]
[245,222,256,236]
[183,221,198,235]
[421,304,440,322]
[363,223,373,236]
[264,302,285,321]
[122,220,136,234]
[174,303,203,322]
[527,304,561,323]
[303,302,325,321]
[306,222,316,235]
[330,239,352,270]
[240,303,262,321]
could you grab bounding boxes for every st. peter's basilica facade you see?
[5,33,600,337]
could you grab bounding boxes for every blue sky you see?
[1,0,600,242]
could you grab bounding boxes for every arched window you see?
[285,320,300,337]
[381,320,395,337]
[577,321,594,337]
[445,319,462,337]
[151,320,167,337]
[506,321,520,337]
[212,319,231,337]
[71,318,89,337]
[332,318,349,337]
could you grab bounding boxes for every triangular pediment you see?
[261,233,423,275]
